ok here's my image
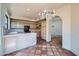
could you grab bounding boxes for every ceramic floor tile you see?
[5,37,76,56]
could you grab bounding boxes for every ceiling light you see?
[38,12,41,16]
[26,8,30,11]
[38,9,56,19]
[36,19,39,20]
[53,10,56,13]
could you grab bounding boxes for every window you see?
[5,14,8,29]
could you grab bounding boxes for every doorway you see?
[51,16,62,46]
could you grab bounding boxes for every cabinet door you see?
[16,34,26,50]
[16,34,36,50]
[4,36,16,54]
[16,34,31,50]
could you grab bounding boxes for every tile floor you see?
[5,37,76,56]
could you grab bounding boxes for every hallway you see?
[5,37,76,56]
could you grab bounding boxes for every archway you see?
[51,16,62,46]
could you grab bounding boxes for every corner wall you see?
[56,4,79,55]
[46,14,52,42]
[55,4,71,50]
[0,3,3,56]
[71,4,79,55]
[0,3,9,55]
[0,3,5,56]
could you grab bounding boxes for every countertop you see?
[4,32,36,37]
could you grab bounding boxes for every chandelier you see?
[38,9,56,19]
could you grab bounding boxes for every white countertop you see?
[4,32,36,37]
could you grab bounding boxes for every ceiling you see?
[9,3,66,20]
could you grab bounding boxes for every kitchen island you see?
[4,33,37,54]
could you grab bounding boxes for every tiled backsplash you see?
[8,28,24,33]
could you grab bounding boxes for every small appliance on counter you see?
[24,26,31,33]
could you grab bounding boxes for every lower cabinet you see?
[4,33,36,54]
[16,33,36,50]
[4,35,17,54]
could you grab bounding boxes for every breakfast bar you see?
[4,33,37,54]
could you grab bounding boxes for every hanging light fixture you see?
[38,9,55,19]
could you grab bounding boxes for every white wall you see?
[41,21,46,40]
[71,4,79,55]
[0,3,5,55]
[56,4,79,55]
[56,4,71,50]
[51,19,62,37]
[0,3,3,56]
[46,14,52,42]
[0,3,9,55]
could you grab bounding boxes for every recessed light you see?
[36,19,39,20]
[53,9,56,13]
[26,8,30,11]
[38,12,41,16]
